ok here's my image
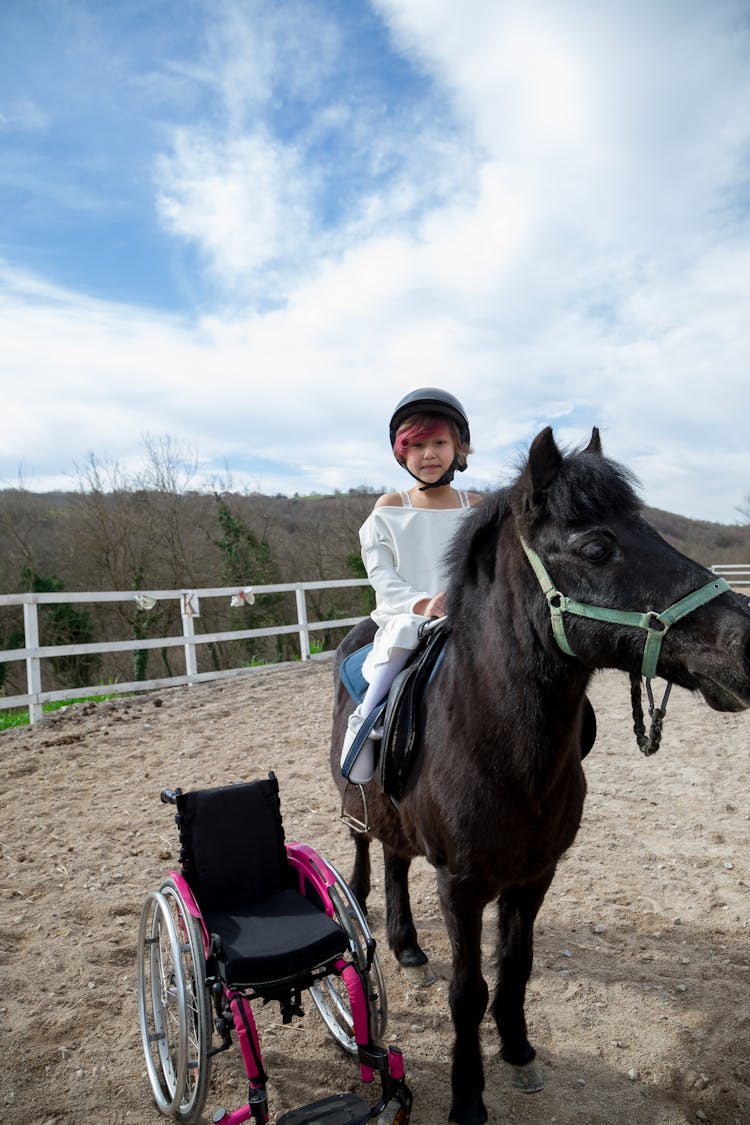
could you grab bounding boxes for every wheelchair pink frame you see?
[168,840,406,1124]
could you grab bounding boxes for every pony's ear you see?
[584,427,602,455]
[516,426,563,513]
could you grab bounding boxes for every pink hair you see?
[393,415,460,464]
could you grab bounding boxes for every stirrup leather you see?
[340,701,386,780]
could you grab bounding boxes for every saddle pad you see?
[340,643,372,705]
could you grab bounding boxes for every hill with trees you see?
[2,467,748,699]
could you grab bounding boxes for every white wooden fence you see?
[0,580,370,724]
[2,567,747,725]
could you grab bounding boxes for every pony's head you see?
[450,426,750,714]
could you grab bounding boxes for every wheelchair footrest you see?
[276,1092,372,1124]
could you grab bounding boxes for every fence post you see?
[23,599,43,725]
[180,592,199,680]
[295,587,310,661]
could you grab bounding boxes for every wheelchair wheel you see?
[137,878,211,1122]
[309,861,387,1054]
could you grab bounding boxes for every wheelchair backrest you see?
[175,775,291,912]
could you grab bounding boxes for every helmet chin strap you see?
[406,456,464,491]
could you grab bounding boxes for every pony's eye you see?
[579,539,610,562]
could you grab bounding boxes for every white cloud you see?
[156,130,313,294]
[1,0,749,524]
[151,0,479,304]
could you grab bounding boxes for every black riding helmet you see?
[389,387,471,490]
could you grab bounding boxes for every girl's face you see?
[403,422,456,483]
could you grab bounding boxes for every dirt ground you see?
[1,660,748,1125]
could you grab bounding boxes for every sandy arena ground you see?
[1,661,748,1125]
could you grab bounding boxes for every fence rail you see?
[0,580,370,724]
[710,564,750,587]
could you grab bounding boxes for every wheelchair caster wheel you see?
[375,1099,411,1124]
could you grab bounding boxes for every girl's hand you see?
[423,592,448,618]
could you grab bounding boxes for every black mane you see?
[531,449,642,524]
[446,446,643,598]
[444,487,510,593]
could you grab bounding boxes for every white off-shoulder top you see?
[359,490,473,634]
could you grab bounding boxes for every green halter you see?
[520,538,731,680]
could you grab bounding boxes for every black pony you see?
[330,427,750,1125]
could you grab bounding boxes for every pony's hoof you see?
[401,961,437,986]
[507,1059,545,1093]
[448,1092,487,1124]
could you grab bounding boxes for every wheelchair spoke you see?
[308,863,387,1056]
[321,977,355,1031]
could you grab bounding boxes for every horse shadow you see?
[381,909,750,1123]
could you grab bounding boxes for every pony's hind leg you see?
[383,844,431,981]
[490,875,554,1093]
[437,868,489,1125]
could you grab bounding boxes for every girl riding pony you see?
[341,388,482,782]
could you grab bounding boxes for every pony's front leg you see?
[437,868,489,1125]
[383,844,431,979]
[348,830,371,912]
[491,874,554,1093]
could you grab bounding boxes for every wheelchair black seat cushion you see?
[203,888,348,987]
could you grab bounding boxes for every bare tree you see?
[0,473,43,585]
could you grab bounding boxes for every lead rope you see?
[629,672,673,756]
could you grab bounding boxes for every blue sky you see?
[1,0,749,522]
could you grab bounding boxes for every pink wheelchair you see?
[137,774,412,1124]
